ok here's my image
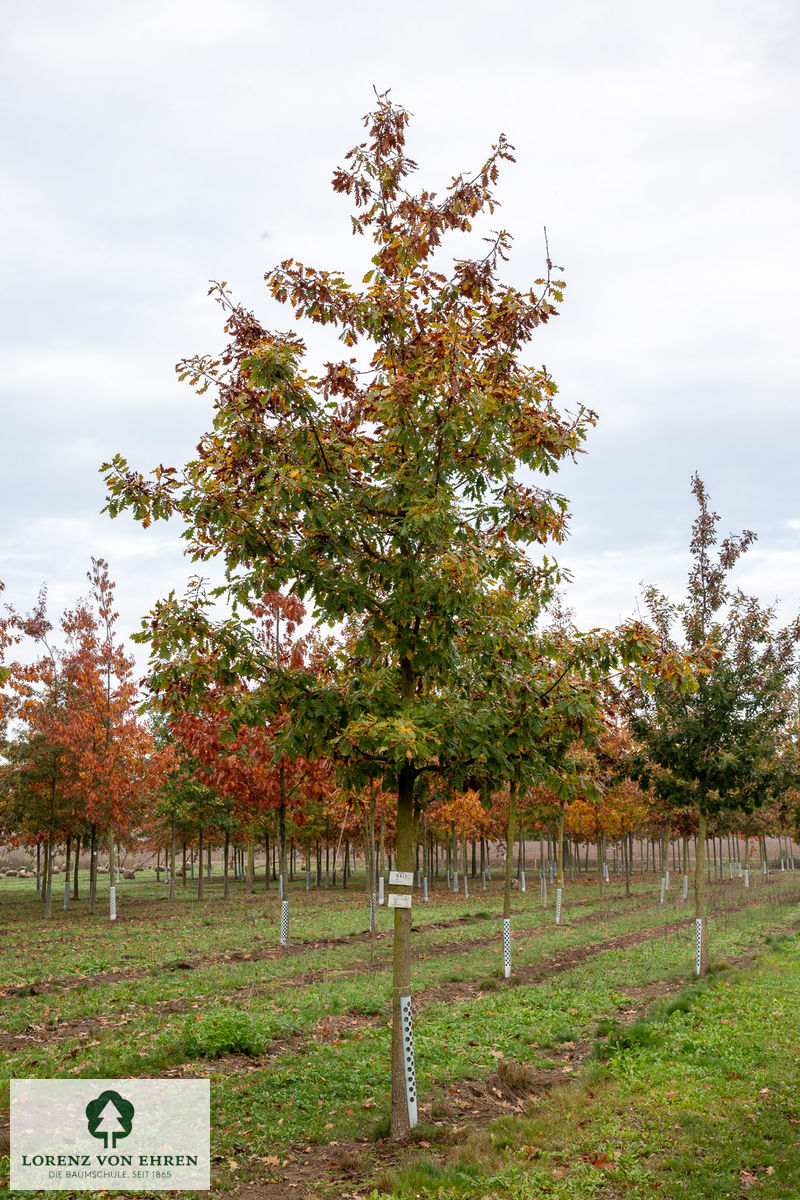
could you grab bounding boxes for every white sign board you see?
[389,870,414,887]
[388,893,412,909]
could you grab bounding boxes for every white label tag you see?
[388,893,412,909]
[389,871,414,887]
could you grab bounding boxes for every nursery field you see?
[3,868,800,1199]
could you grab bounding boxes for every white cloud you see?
[1,0,798,669]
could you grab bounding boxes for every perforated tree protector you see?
[502,918,511,978]
[280,899,289,946]
[400,995,418,1128]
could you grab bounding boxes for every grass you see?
[2,865,800,1197]
[376,935,800,1198]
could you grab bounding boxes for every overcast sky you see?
[2,0,798,670]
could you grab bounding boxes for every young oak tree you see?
[628,475,800,973]
[103,92,596,1136]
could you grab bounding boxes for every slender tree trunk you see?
[421,808,428,888]
[695,808,708,974]
[279,765,288,894]
[264,832,270,891]
[73,833,81,900]
[390,762,416,1139]
[64,835,72,909]
[43,834,53,918]
[247,841,254,894]
[597,835,604,900]
[88,823,97,914]
[223,830,230,900]
[556,808,565,889]
[503,783,516,920]
[365,803,376,946]
[197,828,204,901]
[169,820,176,902]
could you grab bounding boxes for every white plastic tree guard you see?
[109,887,117,922]
[280,899,289,946]
[695,918,703,976]
[378,876,385,905]
[502,918,511,979]
[555,887,562,925]
[400,994,418,1129]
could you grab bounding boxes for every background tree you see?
[628,475,800,973]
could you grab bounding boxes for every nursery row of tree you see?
[3,93,800,1135]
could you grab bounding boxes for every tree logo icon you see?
[85,1090,135,1149]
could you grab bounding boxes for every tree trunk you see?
[597,835,604,901]
[223,830,230,900]
[390,762,416,1139]
[695,808,708,974]
[88,823,97,914]
[64,835,72,910]
[421,808,428,888]
[197,828,204,901]
[503,784,516,921]
[169,820,176,902]
[279,765,288,894]
[264,832,270,891]
[247,841,255,893]
[73,833,81,900]
[43,834,53,918]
